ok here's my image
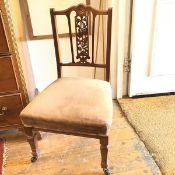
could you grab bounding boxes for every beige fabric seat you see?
[21,77,113,136]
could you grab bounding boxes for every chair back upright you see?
[50,4,112,81]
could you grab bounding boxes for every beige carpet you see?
[118,95,175,175]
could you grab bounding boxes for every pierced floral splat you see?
[50,3,112,81]
[75,8,90,64]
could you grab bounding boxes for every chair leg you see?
[34,131,42,140]
[24,127,39,163]
[100,136,111,175]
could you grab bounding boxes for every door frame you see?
[108,0,132,99]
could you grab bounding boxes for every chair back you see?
[50,4,112,81]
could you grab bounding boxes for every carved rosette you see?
[75,7,90,64]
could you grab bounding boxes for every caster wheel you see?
[31,156,38,163]
[103,168,111,175]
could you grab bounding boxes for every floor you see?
[2,102,162,175]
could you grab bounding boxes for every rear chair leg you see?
[34,131,42,140]
[24,127,39,162]
[100,136,111,175]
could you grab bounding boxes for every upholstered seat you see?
[21,78,113,136]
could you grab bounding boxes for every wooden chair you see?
[20,4,113,175]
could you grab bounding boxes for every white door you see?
[129,0,175,97]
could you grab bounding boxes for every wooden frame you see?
[21,0,90,40]
[22,4,113,175]
[50,4,112,81]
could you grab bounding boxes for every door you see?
[129,0,175,97]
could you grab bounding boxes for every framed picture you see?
[21,0,90,40]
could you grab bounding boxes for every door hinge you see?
[123,58,131,72]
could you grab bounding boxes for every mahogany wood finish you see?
[100,137,110,174]
[0,1,29,131]
[24,4,112,175]
[0,56,18,92]
[50,4,112,81]
[0,94,23,124]
[0,11,9,53]
[24,127,39,162]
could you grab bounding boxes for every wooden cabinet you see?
[0,10,9,53]
[0,1,29,130]
[0,94,23,125]
[0,56,18,92]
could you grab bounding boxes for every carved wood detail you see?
[50,3,112,81]
[75,14,90,63]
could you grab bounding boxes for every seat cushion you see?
[20,77,113,136]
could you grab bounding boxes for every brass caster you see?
[103,168,111,175]
[31,155,38,163]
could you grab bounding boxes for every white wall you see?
[27,39,57,91]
